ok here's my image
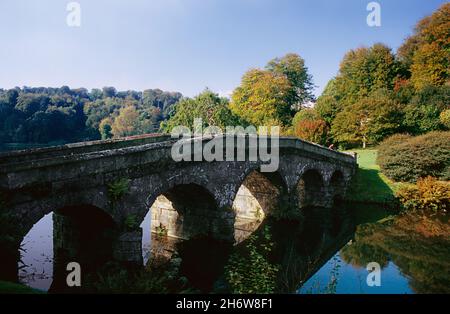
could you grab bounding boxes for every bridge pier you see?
[113,229,143,264]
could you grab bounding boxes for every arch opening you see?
[141,183,230,265]
[18,204,117,292]
[232,170,287,243]
[297,169,325,208]
[330,170,346,201]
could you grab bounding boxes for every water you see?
[18,213,54,291]
[13,206,450,294]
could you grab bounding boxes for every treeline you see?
[1,4,448,148]
[312,3,450,148]
[164,4,449,148]
[0,86,182,143]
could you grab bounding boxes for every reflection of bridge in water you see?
[0,134,356,291]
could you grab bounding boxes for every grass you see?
[0,281,45,294]
[344,149,401,204]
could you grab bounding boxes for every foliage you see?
[107,178,130,201]
[225,225,279,293]
[0,86,182,145]
[291,108,328,144]
[124,214,139,230]
[377,131,450,183]
[316,4,449,147]
[292,108,321,124]
[154,224,168,237]
[315,79,342,125]
[266,53,315,109]
[111,106,140,137]
[396,177,450,212]
[398,3,450,90]
[161,89,240,132]
[402,85,450,135]
[331,92,402,147]
[230,68,292,127]
[339,213,450,293]
[330,44,399,106]
[294,119,328,145]
[84,258,193,294]
[441,109,450,129]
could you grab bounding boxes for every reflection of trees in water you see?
[146,205,354,294]
[340,213,450,293]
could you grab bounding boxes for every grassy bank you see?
[0,281,44,294]
[345,149,400,204]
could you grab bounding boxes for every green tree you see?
[230,69,292,127]
[99,118,113,139]
[161,89,239,132]
[331,92,402,148]
[266,53,315,110]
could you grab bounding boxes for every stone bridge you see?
[0,134,357,265]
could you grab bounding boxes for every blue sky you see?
[0,0,447,97]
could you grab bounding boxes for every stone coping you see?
[0,135,356,174]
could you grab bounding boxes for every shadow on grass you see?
[347,168,395,204]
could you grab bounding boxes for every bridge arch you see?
[142,183,234,249]
[232,168,289,243]
[329,170,346,203]
[296,168,326,208]
[18,204,117,292]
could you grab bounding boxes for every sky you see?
[0,0,447,98]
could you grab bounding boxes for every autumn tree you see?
[398,3,450,90]
[230,69,292,127]
[112,106,140,138]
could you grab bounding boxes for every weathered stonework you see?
[0,134,356,264]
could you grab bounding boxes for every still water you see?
[16,205,450,294]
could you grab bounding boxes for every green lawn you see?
[0,280,44,294]
[344,149,400,203]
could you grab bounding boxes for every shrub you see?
[440,109,450,129]
[107,178,130,201]
[377,133,412,156]
[377,131,450,182]
[224,226,279,293]
[396,177,450,212]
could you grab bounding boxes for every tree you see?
[230,69,292,127]
[294,119,328,145]
[315,79,342,125]
[398,3,450,90]
[112,106,140,138]
[99,118,113,140]
[440,109,450,129]
[402,85,450,134]
[331,92,402,148]
[161,89,239,132]
[266,53,315,109]
[335,44,398,105]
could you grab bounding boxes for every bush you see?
[377,131,450,182]
[396,177,449,212]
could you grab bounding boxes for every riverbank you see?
[345,149,401,204]
[0,280,44,294]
